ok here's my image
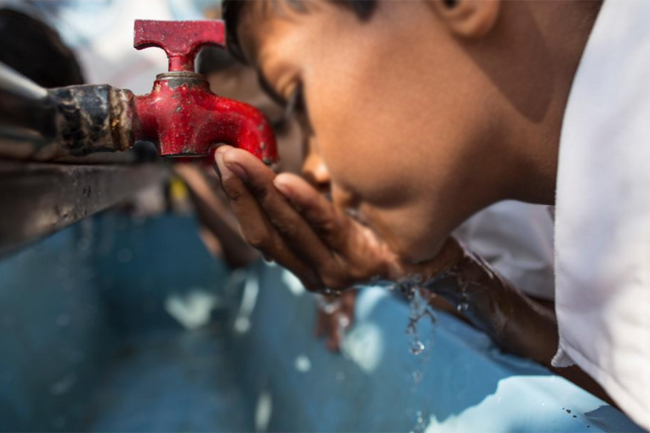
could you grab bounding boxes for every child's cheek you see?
[359,202,449,264]
[326,146,415,209]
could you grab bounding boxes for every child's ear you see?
[428,0,501,38]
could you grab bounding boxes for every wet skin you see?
[229,0,601,264]
[214,0,611,401]
[217,0,599,290]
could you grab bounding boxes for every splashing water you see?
[403,282,437,358]
[316,295,341,314]
[409,410,427,433]
[410,340,425,356]
[399,276,437,433]
[322,288,343,297]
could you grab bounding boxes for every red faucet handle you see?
[134,20,225,72]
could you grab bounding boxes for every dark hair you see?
[0,8,84,87]
[223,0,377,63]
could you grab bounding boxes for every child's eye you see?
[258,73,288,107]
[287,85,313,135]
[268,85,304,134]
[285,84,305,118]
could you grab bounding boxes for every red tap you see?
[132,20,277,164]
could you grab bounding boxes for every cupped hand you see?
[214,145,460,292]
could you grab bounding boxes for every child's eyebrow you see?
[257,70,287,107]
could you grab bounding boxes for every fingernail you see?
[216,145,231,155]
[213,151,225,180]
[225,161,248,181]
[273,180,292,199]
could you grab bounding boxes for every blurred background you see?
[0,1,642,432]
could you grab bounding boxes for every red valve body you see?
[134,72,276,163]
[130,20,277,164]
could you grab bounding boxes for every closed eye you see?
[269,84,308,134]
[257,72,286,106]
[287,84,313,135]
[285,84,305,118]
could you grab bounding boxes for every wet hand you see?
[214,145,461,292]
[215,145,410,291]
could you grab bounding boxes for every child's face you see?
[235,0,557,263]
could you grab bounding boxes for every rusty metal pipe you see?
[0,61,135,160]
[43,84,134,159]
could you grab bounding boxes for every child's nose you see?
[301,151,331,194]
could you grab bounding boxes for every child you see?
[215,0,649,428]
[193,44,557,354]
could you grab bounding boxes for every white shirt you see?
[554,0,650,429]
[454,201,555,301]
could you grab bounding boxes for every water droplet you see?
[317,296,340,314]
[406,289,436,358]
[321,288,342,297]
[410,341,425,355]
[411,410,427,433]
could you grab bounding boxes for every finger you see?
[221,147,335,272]
[273,173,351,253]
[215,147,275,251]
[276,174,398,286]
[215,148,321,287]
